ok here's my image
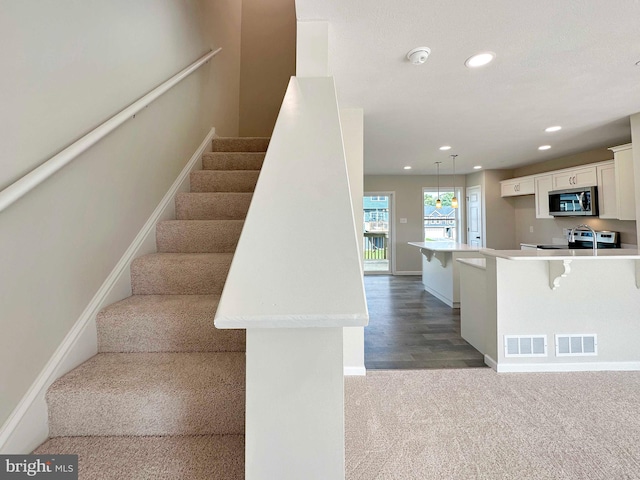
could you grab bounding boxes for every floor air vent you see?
[555,334,598,356]
[504,335,547,357]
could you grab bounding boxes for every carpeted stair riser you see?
[175,192,252,220]
[203,152,265,171]
[212,137,269,152]
[190,170,259,193]
[33,435,244,480]
[47,352,245,437]
[156,220,244,253]
[131,253,233,295]
[97,295,245,353]
[38,137,266,474]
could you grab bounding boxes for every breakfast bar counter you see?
[456,249,640,372]
[408,241,485,308]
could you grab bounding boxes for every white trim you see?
[0,128,215,454]
[393,271,422,276]
[343,366,367,376]
[423,286,457,308]
[0,49,220,214]
[484,355,498,371]
[493,361,640,373]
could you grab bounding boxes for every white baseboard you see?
[392,271,422,276]
[344,366,366,376]
[484,355,498,371]
[0,128,215,454]
[485,355,640,373]
[423,286,455,308]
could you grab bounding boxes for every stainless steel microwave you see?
[548,186,598,216]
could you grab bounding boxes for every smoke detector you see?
[407,47,431,65]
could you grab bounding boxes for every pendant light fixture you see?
[435,161,442,209]
[450,154,459,209]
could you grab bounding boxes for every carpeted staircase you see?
[34,137,268,479]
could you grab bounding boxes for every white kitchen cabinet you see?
[551,166,597,190]
[535,174,553,219]
[597,161,617,219]
[500,176,534,197]
[609,144,636,221]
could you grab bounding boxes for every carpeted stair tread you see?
[47,352,245,437]
[190,170,259,193]
[203,152,265,171]
[131,253,233,295]
[97,295,245,353]
[33,435,244,480]
[212,137,269,152]
[175,192,252,220]
[156,220,244,253]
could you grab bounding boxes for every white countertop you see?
[482,248,640,261]
[408,241,483,253]
[456,258,487,270]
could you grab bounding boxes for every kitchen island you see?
[408,241,485,308]
[457,249,640,372]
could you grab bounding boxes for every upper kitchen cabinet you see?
[608,144,636,221]
[534,174,553,219]
[596,161,617,219]
[551,165,597,190]
[500,176,534,197]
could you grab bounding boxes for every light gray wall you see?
[364,174,465,273]
[0,0,241,427]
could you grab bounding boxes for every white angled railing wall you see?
[215,76,369,480]
[0,48,221,213]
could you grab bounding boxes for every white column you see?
[245,327,344,480]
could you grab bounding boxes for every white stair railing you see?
[215,76,368,480]
[0,48,221,213]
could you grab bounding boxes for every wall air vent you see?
[555,334,598,356]
[504,335,547,357]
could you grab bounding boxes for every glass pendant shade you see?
[436,198,442,209]
[435,161,442,208]
[451,196,458,208]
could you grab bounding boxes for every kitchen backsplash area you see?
[513,195,637,247]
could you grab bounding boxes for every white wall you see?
[0,0,241,429]
[341,108,366,375]
[631,113,640,243]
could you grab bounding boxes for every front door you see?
[466,185,483,247]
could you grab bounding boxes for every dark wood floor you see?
[364,275,486,370]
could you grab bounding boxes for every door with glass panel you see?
[363,194,391,273]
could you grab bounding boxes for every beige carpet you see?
[34,137,268,479]
[345,369,640,480]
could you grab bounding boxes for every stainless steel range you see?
[568,230,621,249]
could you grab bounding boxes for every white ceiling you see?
[295,0,640,175]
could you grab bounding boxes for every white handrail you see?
[0,48,222,213]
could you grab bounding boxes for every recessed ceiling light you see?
[439,145,452,151]
[403,166,412,170]
[464,51,496,68]
[473,165,482,170]
[538,145,551,150]
[545,126,562,132]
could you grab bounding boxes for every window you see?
[423,188,461,241]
